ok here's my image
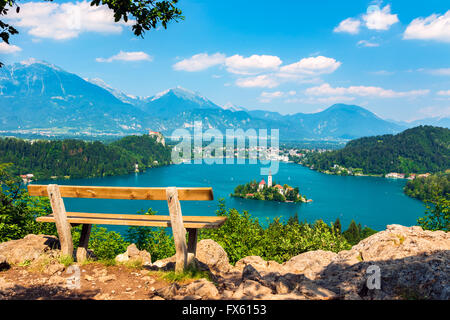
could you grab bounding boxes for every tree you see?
[0,0,183,66]
[343,220,360,245]
[333,218,342,234]
[418,196,450,232]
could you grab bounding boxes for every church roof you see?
[259,179,266,185]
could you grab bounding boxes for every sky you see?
[0,0,449,121]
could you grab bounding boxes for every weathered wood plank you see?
[54,212,225,223]
[167,187,187,272]
[28,185,213,201]
[36,215,226,229]
[47,185,73,257]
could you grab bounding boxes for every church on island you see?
[232,172,311,203]
[258,172,289,196]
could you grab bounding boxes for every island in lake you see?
[231,172,311,203]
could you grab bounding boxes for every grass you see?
[143,265,212,284]
[58,254,74,267]
[17,259,32,267]
[159,265,212,283]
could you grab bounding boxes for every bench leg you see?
[187,228,198,267]
[47,184,73,258]
[76,224,92,263]
[166,187,187,273]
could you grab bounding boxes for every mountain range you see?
[0,60,446,140]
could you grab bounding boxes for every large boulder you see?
[183,279,220,299]
[282,250,337,279]
[196,240,230,274]
[235,256,282,274]
[0,234,59,265]
[316,225,450,300]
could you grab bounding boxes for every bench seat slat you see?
[36,213,227,229]
[28,185,213,201]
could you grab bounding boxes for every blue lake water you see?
[35,162,426,232]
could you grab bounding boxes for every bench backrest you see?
[28,185,214,201]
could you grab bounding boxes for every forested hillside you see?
[299,126,450,175]
[404,171,450,201]
[0,135,171,180]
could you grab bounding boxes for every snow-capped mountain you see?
[0,60,412,139]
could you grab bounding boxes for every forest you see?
[0,135,172,180]
[404,171,450,201]
[297,126,450,175]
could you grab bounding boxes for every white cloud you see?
[362,5,399,31]
[357,40,380,47]
[259,90,296,103]
[279,56,341,76]
[6,1,131,40]
[285,96,356,105]
[333,18,361,34]
[418,68,450,76]
[173,53,226,72]
[417,106,450,118]
[225,54,282,75]
[0,42,22,54]
[371,70,394,76]
[96,51,152,63]
[404,10,450,43]
[437,90,450,96]
[235,75,279,88]
[305,83,429,98]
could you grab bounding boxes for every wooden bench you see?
[28,184,226,272]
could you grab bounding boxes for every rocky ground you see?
[0,225,449,300]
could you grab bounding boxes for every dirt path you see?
[0,263,174,300]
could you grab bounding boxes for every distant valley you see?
[1,60,447,140]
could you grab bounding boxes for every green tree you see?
[417,196,450,231]
[333,218,342,234]
[0,0,183,67]
[343,220,360,245]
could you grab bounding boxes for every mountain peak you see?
[151,86,211,104]
[16,58,63,71]
[222,102,246,112]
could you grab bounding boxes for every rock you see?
[114,244,152,266]
[317,225,450,300]
[242,264,261,282]
[275,277,292,294]
[0,234,59,265]
[235,256,282,273]
[44,263,65,276]
[282,250,337,279]
[47,275,66,285]
[184,279,220,299]
[0,255,9,270]
[156,283,180,300]
[99,274,117,283]
[126,244,140,257]
[349,224,450,262]
[152,255,176,270]
[295,279,340,300]
[241,280,273,299]
[196,240,230,274]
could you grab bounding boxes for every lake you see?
[35,162,426,232]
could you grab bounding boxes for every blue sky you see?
[1,0,449,121]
